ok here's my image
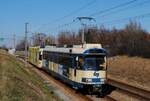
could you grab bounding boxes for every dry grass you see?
[0,50,62,101]
[108,56,150,91]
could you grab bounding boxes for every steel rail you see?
[107,78,150,100]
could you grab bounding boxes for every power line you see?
[89,0,138,17]
[98,12,150,25]
[34,0,97,32]
[74,17,96,44]
[44,20,77,34]
[45,16,96,34]
[96,0,150,19]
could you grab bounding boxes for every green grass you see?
[0,50,62,101]
[15,51,25,56]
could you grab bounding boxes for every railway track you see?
[16,56,115,101]
[107,78,150,101]
[17,55,150,101]
[32,65,116,101]
[16,55,150,101]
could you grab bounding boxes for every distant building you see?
[8,48,16,55]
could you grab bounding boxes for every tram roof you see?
[43,44,103,54]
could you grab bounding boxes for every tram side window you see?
[58,55,63,65]
[48,52,53,61]
[43,52,45,59]
[43,51,48,60]
[43,52,73,67]
[53,53,59,63]
[64,56,72,67]
[58,55,73,67]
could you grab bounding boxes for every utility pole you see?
[25,22,29,67]
[32,33,34,46]
[74,17,96,46]
[13,34,16,49]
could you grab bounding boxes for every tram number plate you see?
[93,72,99,77]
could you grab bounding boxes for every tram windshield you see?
[83,55,105,70]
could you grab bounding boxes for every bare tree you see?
[58,31,80,45]
[16,39,29,51]
[32,33,46,46]
[45,35,55,45]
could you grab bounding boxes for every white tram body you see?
[29,44,107,93]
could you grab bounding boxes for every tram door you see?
[63,66,69,77]
[61,55,70,78]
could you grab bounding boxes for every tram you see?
[28,44,107,93]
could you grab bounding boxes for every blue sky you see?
[0,0,150,47]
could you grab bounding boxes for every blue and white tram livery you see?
[41,44,107,93]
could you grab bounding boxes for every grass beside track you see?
[0,49,62,101]
[108,56,150,91]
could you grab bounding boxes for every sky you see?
[0,0,150,47]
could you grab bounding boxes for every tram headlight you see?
[86,78,92,82]
[100,78,105,82]
[82,78,104,83]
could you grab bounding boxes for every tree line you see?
[16,21,150,58]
